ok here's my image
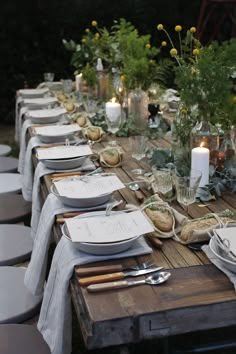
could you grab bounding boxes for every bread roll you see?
[145,208,173,232]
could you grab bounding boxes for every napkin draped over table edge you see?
[37,235,152,354]
[30,159,96,235]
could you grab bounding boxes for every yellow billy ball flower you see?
[157,24,164,31]
[91,20,98,27]
[95,32,100,38]
[149,59,155,64]
[120,75,126,82]
[161,41,167,47]
[145,43,151,49]
[85,28,90,33]
[81,38,86,43]
[170,48,178,57]
[233,96,236,104]
[175,25,182,32]
[190,27,196,33]
[193,48,200,56]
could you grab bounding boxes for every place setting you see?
[202,226,236,283]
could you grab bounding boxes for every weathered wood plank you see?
[74,265,236,349]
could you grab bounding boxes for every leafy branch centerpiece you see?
[63,19,171,137]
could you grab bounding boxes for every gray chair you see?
[0,173,22,194]
[0,157,18,173]
[0,225,33,266]
[0,194,31,225]
[0,267,42,324]
[0,324,51,354]
[0,144,12,157]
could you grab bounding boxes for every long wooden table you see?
[36,134,236,353]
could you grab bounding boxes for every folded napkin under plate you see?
[30,160,96,235]
[27,192,140,295]
[37,234,152,354]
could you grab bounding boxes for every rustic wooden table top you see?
[35,134,236,351]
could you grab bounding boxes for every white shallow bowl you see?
[62,216,140,255]
[28,108,65,124]
[19,88,49,98]
[209,237,236,274]
[44,155,87,170]
[36,131,76,144]
[51,184,112,207]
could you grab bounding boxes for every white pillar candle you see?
[191,144,209,187]
[75,73,82,91]
[105,98,121,121]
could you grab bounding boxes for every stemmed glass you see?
[44,72,55,83]
[174,169,202,212]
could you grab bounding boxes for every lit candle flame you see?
[200,142,205,148]
[111,97,116,103]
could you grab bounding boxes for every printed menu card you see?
[54,175,125,198]
[65,210,154,243]
[36,145,92,160]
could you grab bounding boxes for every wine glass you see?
[44,72,55,83]
[174,169,202,212]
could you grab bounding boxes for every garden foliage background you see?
[1,0,203,123]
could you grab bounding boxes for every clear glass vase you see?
[128,88,148,131]
[190,120,219,151]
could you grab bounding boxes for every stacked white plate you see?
[28,107,66,124]
[19,88,49,98]
[62,211,141,255]
[33,124,81,143]
[209,227,236,273]
[36,145,92,170]
[23,97,58,110]
[51,183,112,207]
[51,174,124,207]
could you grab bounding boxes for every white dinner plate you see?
[209,237,236,274]
[44,155,87,170]
[28,108,66,124]
[19,88,49,98]
[62,211,140,255]
[51,184,112,207]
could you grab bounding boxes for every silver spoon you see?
[87,271,171,292]
[129,182,144,202]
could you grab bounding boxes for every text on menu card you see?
[65,210,154,243]
[54,175,125,198]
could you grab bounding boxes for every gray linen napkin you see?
[25,194,87,294]
[30,160,96,236]
[202,245,236,290]
[15,96,25,142]
[18,119,35,174]
[26,192,115,294]
[37,235,152,354]
[22,136,42,201]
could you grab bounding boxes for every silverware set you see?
[76,260,171,292]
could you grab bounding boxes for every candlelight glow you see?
[111,97,116,103]
[200,142,205,148]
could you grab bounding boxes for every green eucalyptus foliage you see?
[175,39,236,130]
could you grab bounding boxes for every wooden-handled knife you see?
[78,266,163,286]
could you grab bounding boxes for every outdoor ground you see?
[0,123,235,354]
